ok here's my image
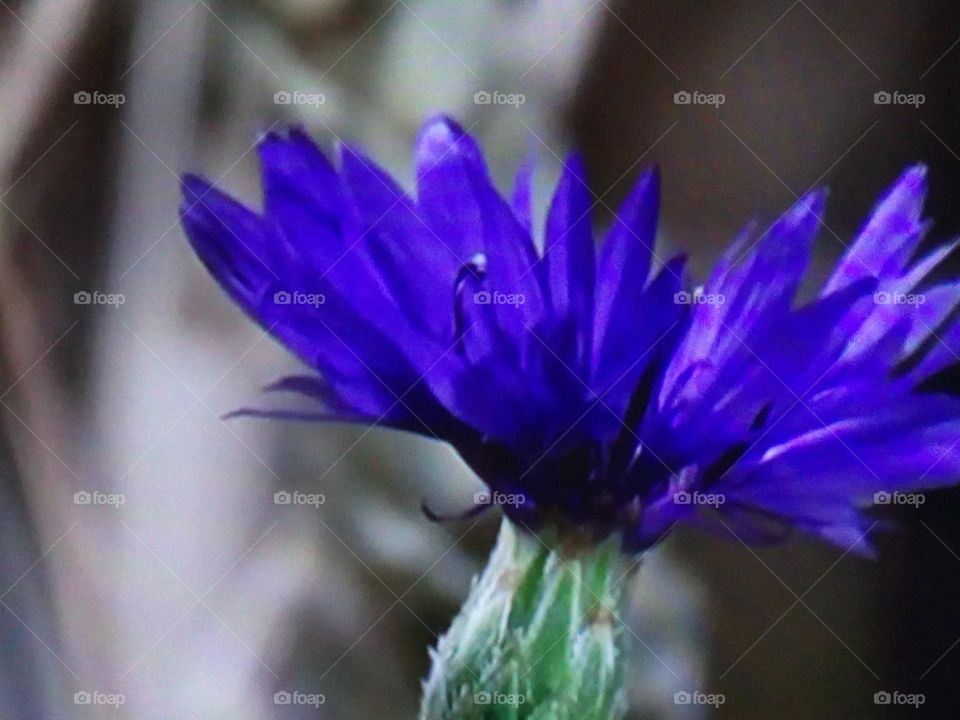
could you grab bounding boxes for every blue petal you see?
[824,163,928,294]
[543,153,595,376]
[595,254,686,430]
[511,155,535,236]
[415,114,489,260]
[339,144,458,339]
[664,190,826,401]
[180,175,271,310]
[593,168,659,368]
[259,127,341,224]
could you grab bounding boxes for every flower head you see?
[181,115,960,554]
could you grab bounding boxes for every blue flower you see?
[181,115,960,554]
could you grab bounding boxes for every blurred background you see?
[1,1,960,718]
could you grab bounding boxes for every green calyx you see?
[420,520,635,720]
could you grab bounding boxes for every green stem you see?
[420,520,634,720]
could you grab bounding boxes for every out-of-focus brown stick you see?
[0,0,113,706]
[0,0,101,186]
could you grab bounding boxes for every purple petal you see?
[543,153,596,375]
[824,163,928,294]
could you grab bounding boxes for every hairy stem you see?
[420,520,635,720]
